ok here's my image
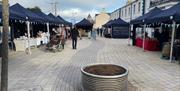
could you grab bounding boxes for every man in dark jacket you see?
[71,26,79,49]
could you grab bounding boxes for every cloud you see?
[9,0,127,21]
[97,3,112,8]
[58,8,98,22]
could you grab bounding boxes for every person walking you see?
[97,28,100,36]
[92,28,96,40]
[100,28,103,37]
[71,26,79,49]
[88,30,91,39]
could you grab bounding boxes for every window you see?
[125,8,127,17]
[119,10,121,17]
[122,10,123,17]
[116,12,118,19]
[138,2,141,12]
[129,7,131,16]
[0,28,2,43]
[133,4,136,14]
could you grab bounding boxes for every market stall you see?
[131,3,180,62]
[0,3,71,54]
[109,18,129,38]
[75,18,93,37]
[147,3,180,62]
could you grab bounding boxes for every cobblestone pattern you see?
[1,37,179,91]
[97,38,180,91]
[7,38,93,91]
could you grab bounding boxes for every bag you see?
[162,43,170,57]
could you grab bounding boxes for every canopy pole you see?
[170,20,176,62]
[143,24,146,52]
[46,22,50,42]
[128,25,132,46]
[26,21,31,55]
[111,26,113,38]
[160,23,163,32]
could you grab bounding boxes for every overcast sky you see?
[9,0,127,22]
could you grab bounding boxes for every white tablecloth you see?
[14,39,26,52]
[14,37,49,52]
[14,38,37,52]
[36,37,48,46]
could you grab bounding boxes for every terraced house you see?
[110,0,179,22]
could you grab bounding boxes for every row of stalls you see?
[0,3,72,55]
[131,3,180,62]
[103,18,129,38]
[75,18,93,37]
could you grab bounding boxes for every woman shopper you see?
[92,28,96,40]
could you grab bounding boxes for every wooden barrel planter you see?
[81,64,128,91]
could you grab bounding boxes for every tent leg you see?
[26,21,31,55]
[170,21,176,63]
[111,26,113,38]
[143,24,146,52]
[128,25,132,46]
[46,23,50,42]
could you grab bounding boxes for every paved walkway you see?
[97,38,180,91]
[0,37,180,91]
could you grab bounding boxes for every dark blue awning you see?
[110,18,129,26]
[131,7,162,24]
[75,18,93,28]
[103,20,113,27]
[75,18,93,30]
[10,3,44,22]
[48,13,63,24]
[57,16,72,26]
[0,5,26,20]
[34,11,55,23]
[149,3,180,23]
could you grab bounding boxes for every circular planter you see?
[81,64,128,91]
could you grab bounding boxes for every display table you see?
[14,38,37,52]
[144,39,159,51]
[136,38,159,51]
[14,39,27,52]
[14,36,49,52]
[136,38,143,48]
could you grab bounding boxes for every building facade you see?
[149,0,179,10]
[121,0,143,22]
[110,0,145,22]
[110,0,179,22]
[110,8,121,20]
[94,12,110,29]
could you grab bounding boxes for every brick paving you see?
[0,37,180,91]
[97,38,180,91]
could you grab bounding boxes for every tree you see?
[1,0,9,91]
[27,6,42,12]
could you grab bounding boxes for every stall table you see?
[136,38,159,51]
[14,38,37,52]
